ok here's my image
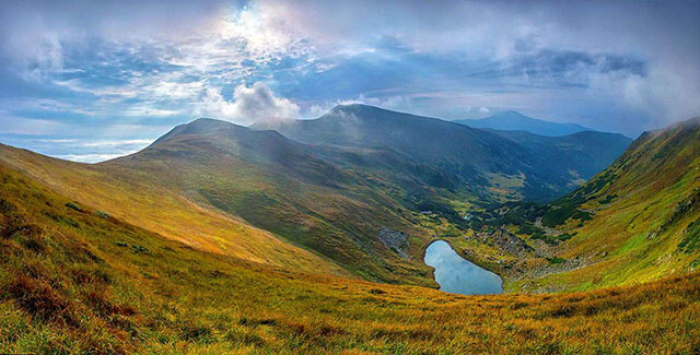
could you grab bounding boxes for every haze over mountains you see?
[454,110,594,137]
[253,104,631,201]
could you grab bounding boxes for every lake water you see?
[424,240,503,295]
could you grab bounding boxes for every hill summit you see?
[454,110,592,136]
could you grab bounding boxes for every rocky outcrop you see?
[476,228,534,257]
[378,228,410,258]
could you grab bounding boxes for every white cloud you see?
[80,140,153,148]
[55,153,133,164]
[195,82,300,124]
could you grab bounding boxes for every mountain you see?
[454,110,592,136]
[253,104,630,201]
[0,142,346,275]
[0,149,696,353]
[0,119,437,285]
[0,106,632,286]
[0,105,634,287]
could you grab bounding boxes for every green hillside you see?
[474,117,700,292]
[108,120,436,284]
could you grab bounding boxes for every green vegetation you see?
[510,117,700,291]
[679,220,700,252]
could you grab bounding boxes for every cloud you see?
[0,1,232,79]
[55,153,132,164]
[196,82,300,124]
[257,0,700,129]
[0,0,699,142]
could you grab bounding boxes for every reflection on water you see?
[424,240,503,295]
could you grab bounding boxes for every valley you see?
[0,105,698,353]
[0,152,698,353]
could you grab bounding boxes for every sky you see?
[1,0,699,162]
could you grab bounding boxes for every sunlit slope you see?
[1,160,698,354]
[108,120,435,284]
[520,117,700,291]
[0,144,347,276]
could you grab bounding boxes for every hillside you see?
[473,117,700,292]
[490,130,632,184]
[0,106,634,286]
[0,143,348,277]
[108,119,436,284]
[454,111,591,136]
[0,158,698,354]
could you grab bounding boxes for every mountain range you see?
[0,105,632,285]
[454,110,593,136]
[0,105,698,353]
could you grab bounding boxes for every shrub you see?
[65,202,84,213]
[556,234,573,241]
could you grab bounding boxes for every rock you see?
[378,227,410,258]
[475,228,533,257]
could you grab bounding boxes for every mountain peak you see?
[491,110,528,118]
[329,103,378,116]
[151,117,240,146]
[454,111,591,137]
[186,117,236,129]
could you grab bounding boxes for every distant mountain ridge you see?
[254,104,631,201]
[454,110,592,136]
[487,129,633,182]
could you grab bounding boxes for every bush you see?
[556,234,573,242]
[65,202,84,213]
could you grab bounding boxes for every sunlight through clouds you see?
[0,0,699,162]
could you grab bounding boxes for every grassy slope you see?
[4,110,631,288]
[1,159,699,354]
[0,144,347,277]
[107,129,436,285]
[512,118,700,292]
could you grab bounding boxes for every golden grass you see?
[0,144,348,277]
